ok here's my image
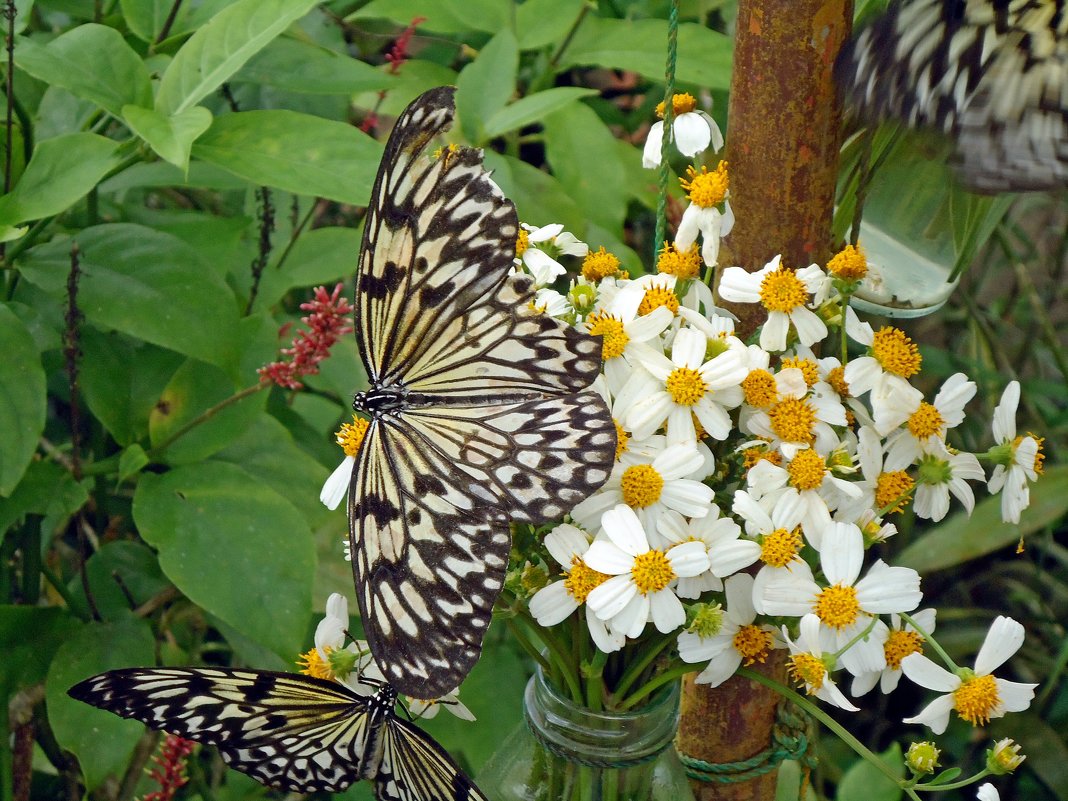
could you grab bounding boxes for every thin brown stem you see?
[154,0,184,45]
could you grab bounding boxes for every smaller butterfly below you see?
[69,667,488,801]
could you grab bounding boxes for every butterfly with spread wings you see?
[69,667,488,799]
[836,0,1068,192]
[348,87,616,700]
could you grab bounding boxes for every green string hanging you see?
[653,0,680,266]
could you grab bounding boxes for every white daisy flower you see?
[584,504,710,638]
[755,522,922,677]
[528,523,624,654]
[850,609,936,697]
[674,161,734,268]
[987,381,1043,524]
[976,784,1000,801]
[901,616,1038,734]
[656,507,759,598]
[531,287,572,318]
[841,307,924,431]
[678,574,779,687]
[626,327,747,444]
[583,286,674,394]
[882,372,976,469]
[782,614,859,711]
[741,368,847,459]
[717,256,828,352]
[320,416,369,510]
[913,441,985,522]
[569,441,715,536]
[515,222,588,286]
[642,92,724,167]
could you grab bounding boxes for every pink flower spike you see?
[258,283,354,390]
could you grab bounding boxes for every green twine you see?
[676,701,818,784]
[653,0,680,265]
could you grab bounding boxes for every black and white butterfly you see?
[69,667,488,799]
[348,87,615,699]
[836,0,1068,192]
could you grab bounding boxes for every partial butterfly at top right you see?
[835,0,1068,192]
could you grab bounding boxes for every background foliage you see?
[0,1,1063,799]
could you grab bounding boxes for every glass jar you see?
[478,668,695,801]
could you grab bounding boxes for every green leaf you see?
[0,305,46,496]
[156,0,321,115]
[455,29,518,143]
[898,465,1068,573]
[516,0,585,50]
[133,462,315,657]
[483,88,599,139]
[47,618,156,790]
[543,101,626,234]
[0,133,122,228]
[236,37,392,95]
[484,152,585,234]
[836,742,903,801]
[192,110,382,204]
[14,25,152,116]
[118,444,149,482]
[351,0,475,33]
[148,360,267,465]
[120,0,173,42]
[251,226,362,311]
[0,460,87,537]
[17,224,242,369]
[560,18,733,89]
[101,160,252,193]
[66,541,169,622]
[122,104,214,170]
[0,606,81,701]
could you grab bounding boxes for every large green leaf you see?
[16,224,242,369]
[484,152,585,234]
[192,110,382,204]
[133,462,315,657]
[515,0,585,50]
[14,25,152,116]
[0,606,81,701]
[66,541,170,622]
[483,88,599,139]
[0,133,122,231]
[352,0,488,33]
[236,37,391,95]
[122,104,214,170]
[156,0,321,115]
[250,226,362,311]
[0,305,46,496]
[898,465,1068,573]
[560,18,733,90]
[455,29,518,143]
[836,743,903,801]
[0,460,87,540]
[46,618,156,791]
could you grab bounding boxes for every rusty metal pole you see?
[675,2,852,799]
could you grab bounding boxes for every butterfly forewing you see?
[68,668,385,793]
[836,0,1068,191]
[374,715,489,801]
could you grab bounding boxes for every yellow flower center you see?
[638,284,680,316]
[760,527,803,568]
[827,243,868,279]
[826,364,850,398]
[908,402,944,440]
[742,369,778,408]
[1026,433,1046,474]
[515,228,530,258]
[871,326,922,378]
[743,445,783,472]
[884,629,924,670]
[787,448,826,491]
[656,92,698,117]
[336,417,370,457]
[733,625,773,665]
[297,646,334,680]
[564,556,611,604]
[781,357,819,387]
[680,162,729,208]
[953,673,1001,726]
[876,471,915,513]
[789,652,827,691]
[769,397,817,445]
[621,464,664,508]
[631,549,676,594]
[657,241,702,279]
[666,366,707,406]
[587,311,629,360]
[582,246,622,281]
[814,584,860,629]
[614,419,629,461]
[759,265,808,313]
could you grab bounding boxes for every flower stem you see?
[898,612,957,672]
[612,635,672,703]
[618,660,691,711]
[147,383,264,458]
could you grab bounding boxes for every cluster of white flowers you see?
[512,208,1042,733]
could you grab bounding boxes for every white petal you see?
[544,524,589,567]
[612,593,651,638]
[660,479,716,517]
[819,522,863,586]
[529,582,579,627]
[854,560,922,614]
[320,456,354,510]
[717,266,762,303]
[642,121,665,168]
[587,574,638,620]
[650,590,686,633]
[996,678,1038,713]
[789,306,829,347]
[600,504,651,556]
[666,540,711,577]
[974,616,1025,675]
[673,112,713,156]
[584,541,636,575]
[694,650,743,687]
[992,381,1020,441]
[672,328,707,369]
[900,653,958,692]
[902,692,955,734]
[758,312,789,352]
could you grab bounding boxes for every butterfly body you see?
[348,87,615,699]
[69,667,488,800]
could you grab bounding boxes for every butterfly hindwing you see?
[68,668,384,793]
[374,715,489,801]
